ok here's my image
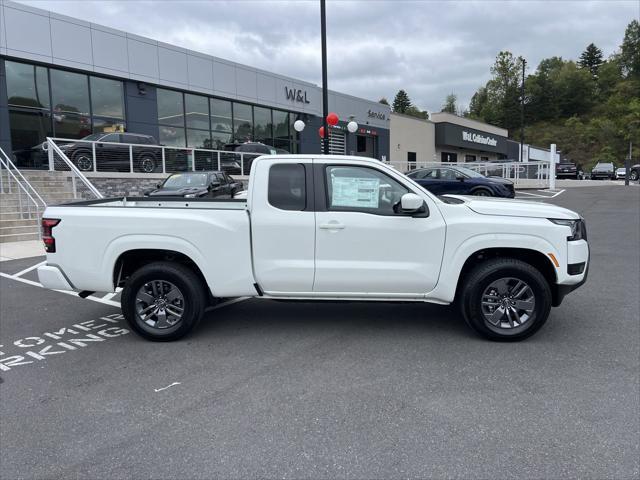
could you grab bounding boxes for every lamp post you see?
[519,57,526,162]
[320,0,329,154]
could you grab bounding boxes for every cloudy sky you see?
[20,0,639,112]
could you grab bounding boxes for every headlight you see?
[184,194,197,198]
[549,218,587,241]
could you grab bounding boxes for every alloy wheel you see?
[76,155,92,171]
[135,280,185,329]
[481,277,536,330]
[140,157,156,173]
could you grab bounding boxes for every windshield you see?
[81,133,107,141]
[454,166,485,178]
[161,173,209,190]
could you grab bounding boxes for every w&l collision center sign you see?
[435,123,508,154]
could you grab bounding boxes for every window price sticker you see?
[331,177,380,208]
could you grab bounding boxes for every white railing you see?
[44,137,259,177]
[0,146,47,221]
[45,138,103,200]
[385,160,552,188]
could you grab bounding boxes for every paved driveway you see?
[1,186,638,479]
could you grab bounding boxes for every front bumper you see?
[37,265,74,291]
[552,242,589,306]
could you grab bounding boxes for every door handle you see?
[319,222,345,230]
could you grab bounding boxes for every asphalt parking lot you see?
[1,185,638,479]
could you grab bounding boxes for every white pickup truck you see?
[37,155,589,342]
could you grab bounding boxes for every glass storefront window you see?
[185,94,209,130]
[186,129,212,149]
[159,125,186,147]
[233,102,253,142]
[9,109,52,166]
[90,77,124,119]
[211,131,232,149]
[253,106,272,144]
[5,61,50,109]
[50,69,90,115]
[53,112,92,139]
[157,89,184,127]
[273,110,289,140]
[93,117,126,133]
[210,98,232,133]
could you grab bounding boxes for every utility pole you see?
[320,0,329,155]
[520,57,526,162]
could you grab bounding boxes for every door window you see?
[325,166,408,216]
[268,164,306,211]
[438,168,459,180]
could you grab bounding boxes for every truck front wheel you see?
[121,262,206,341]
[460,258,552,341]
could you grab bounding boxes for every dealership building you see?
[0,0,391,168]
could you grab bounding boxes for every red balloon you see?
[318,126,325,138]
[327,112,339,126]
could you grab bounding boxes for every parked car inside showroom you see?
[590,162,615,180]
[39,132,163,173]
[144,171,241,198]
[406,165,515,198]
[221,142,285,174]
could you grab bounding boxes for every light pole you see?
[520,57,526,162]
[320,0,329,155]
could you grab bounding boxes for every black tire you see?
[73,150,93,171]
[138,154,157,173]
[630,170,638,181]
[472,187,493,197]
[121,262,207,341]
[459,258,552,342]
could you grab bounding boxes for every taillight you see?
[41,218,60,253]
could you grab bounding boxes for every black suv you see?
[51,132,162,173]
[144,171,242,198]
[591,162,615,180]
[556,161,578,179]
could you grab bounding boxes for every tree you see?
[620,19,640,78]
[468,87,488,119]
[404,105,429,119]
[442,93,457,113]
[578,43,603,77]
[392,89,412,114]
[378,97,389,105]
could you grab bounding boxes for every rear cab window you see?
[268,164,306,211]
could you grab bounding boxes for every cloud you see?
[18,0,639,113]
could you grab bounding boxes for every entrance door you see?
[441,152,457,163]
[356,135,376,158]
[314,164,446,295]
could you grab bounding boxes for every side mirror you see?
[156,183,162,189]
[400,193,424,213]
[210,182,221,188]
[143,189,153,196]
[456,175,465,181]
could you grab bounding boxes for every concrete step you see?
[0,218,39,228]
[0,231,40,243]
[0,212,35,221]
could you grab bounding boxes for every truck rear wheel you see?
[121,262,206,341]
[460,258,552,341]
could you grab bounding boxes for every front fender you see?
[426,232,560,304]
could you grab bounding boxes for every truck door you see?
[313,163,446,296]
[250,161,316,293]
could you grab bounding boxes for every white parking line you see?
[13,261,47,278]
